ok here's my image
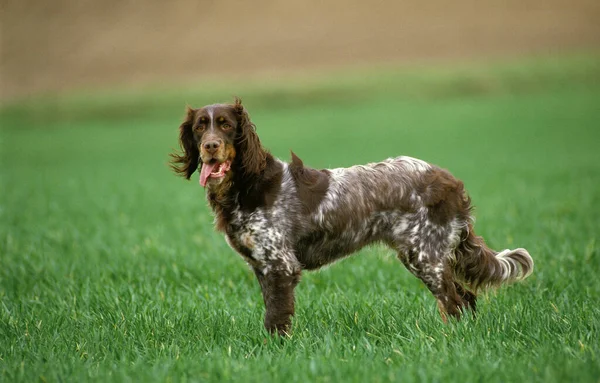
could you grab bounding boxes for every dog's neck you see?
[206,153,283,232]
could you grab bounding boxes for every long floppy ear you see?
[170,106,199,179]
[233,97,267,177]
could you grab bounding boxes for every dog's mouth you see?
[199,159,231,187]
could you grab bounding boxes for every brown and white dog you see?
[170,98,534,336]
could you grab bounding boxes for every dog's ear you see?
[233,97,267,177]
[170,106,199,179]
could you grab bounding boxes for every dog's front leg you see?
[253,255,301,336]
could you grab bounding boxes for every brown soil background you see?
[1,0,599,101]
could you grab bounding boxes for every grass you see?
[1,54,600,382]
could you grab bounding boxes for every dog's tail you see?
[453,225,534,291]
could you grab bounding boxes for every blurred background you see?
[2,0,599,100]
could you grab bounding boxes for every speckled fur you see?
[171,99,534,335]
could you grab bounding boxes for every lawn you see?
[1,55,599,382]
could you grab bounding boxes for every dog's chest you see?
[223,209,270,265]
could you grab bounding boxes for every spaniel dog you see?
[170,98,534,336]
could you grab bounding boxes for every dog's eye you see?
[194,124,205,131]
[222,124,232,131]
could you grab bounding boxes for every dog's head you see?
[170,98,267,188]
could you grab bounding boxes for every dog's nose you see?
[203,140,221,154]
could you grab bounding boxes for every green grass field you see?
[1,55,600,382]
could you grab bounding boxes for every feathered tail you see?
[454,226,534,291]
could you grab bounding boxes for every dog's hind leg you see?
[397,250,474,321]
[454,281,477,313]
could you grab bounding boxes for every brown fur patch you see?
[169,106,199,179]
[225,230,255,261]
[233,155,283,213]
[419,166,470,225]
[233,97,267,177]
[288,151,330,214]
[240,232,255,249]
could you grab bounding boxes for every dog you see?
[170,98,534,335]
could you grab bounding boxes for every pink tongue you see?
[199,162,218,187]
